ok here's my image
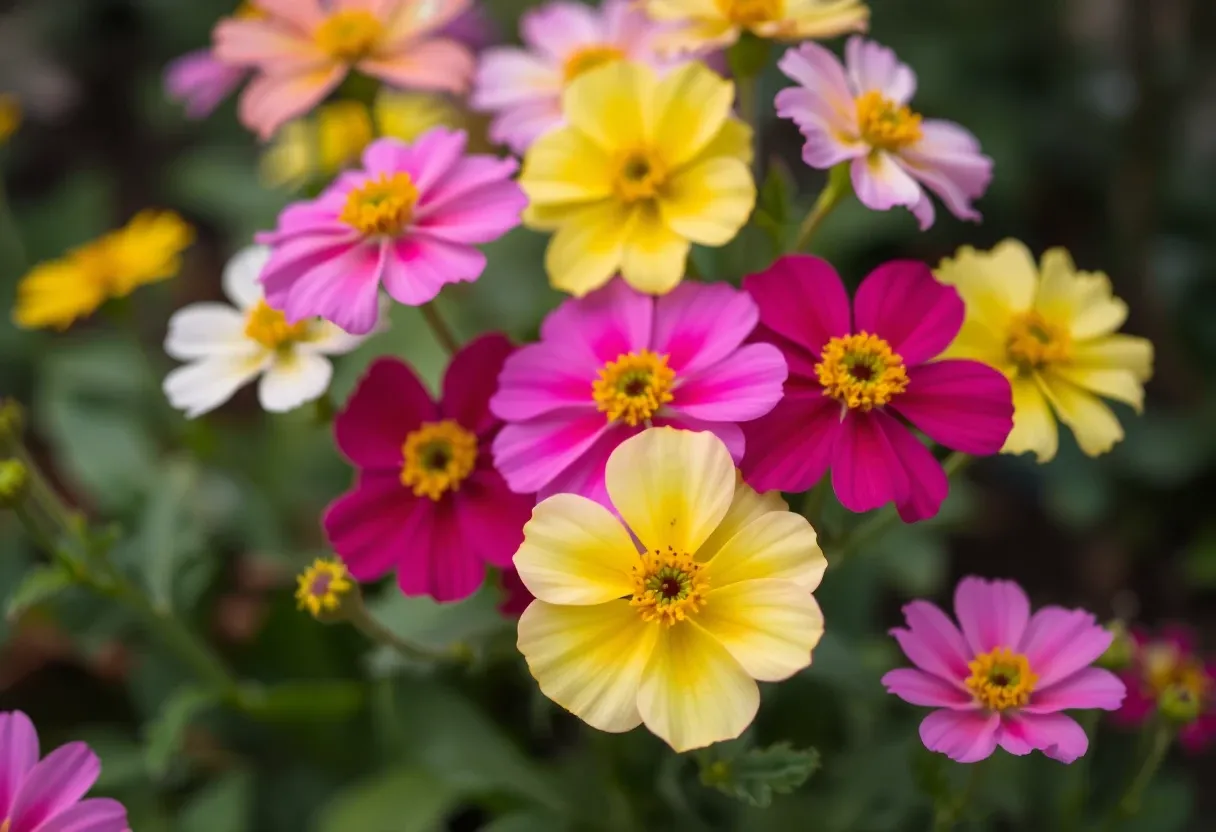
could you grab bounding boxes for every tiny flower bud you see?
[1159,683,1203,725]
[1097,620,1136,670]
[0,458,28,507]
[295,557,356,622]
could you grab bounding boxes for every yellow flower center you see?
[856,90,924,152]
[715,0,781,25]
[244,300,311,350]
[815,332,909,411]
[400,420,478,501]
[965,647,1038,711]
[563,45,626,83]
[1006,310,1072,372]
[340,173,420,237]
[614,150,668,203]
[630,548,709,626]
[592,350,676,425]
[295,558,353,619]
[315,10,384,62]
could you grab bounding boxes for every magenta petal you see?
[657,415,745,461]
[0,711,39,819]
[894,360,1013,455]
[741,389,842,493]
[323,471,424,582]
[276,241,385,334]
[953,577,1031,655]
[497,568,534,619]
[1180,713,1216,753]
[830,410,909,514]
[670,343,787,422]
[892,600,972,682]
[491,342,597,421]
[997,713,1089,763]
[651,282,760,375]
[441,333,514,437]
[872,410,949,523]
[538,424,637,509]
[456,469,535,567]
[539,278,653,368]
[1018,607,1112,688]
[1112,680,1155,727]
[881,669,972,709]
[853,260,964,366]
[743,255,851,357]
[418,499,486,602]
[8,743,99,832]
[335,358,436,470]
[1024,668,1126,714]
[383,235,487,306]
[919,709,1000,763]
[492,411,610,495]
[33,797,128,832]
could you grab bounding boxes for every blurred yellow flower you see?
[14,210,194,330]
[937,240,1154,462]
[520,61,755,296]
[514,427,826,752]
[0,94,20,144]
[645,0,868,54]
[295,557,354,619]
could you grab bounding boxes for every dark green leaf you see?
[316,767,461,832]
[698,741,821,808]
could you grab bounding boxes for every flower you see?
[14,210,194,330]
[1114,626,1215,752]
[471,0,684,154]
[741,256,1012,522]
[257,129,525,335]
[165,49,247,119]
[519,60,755,296]
[643,0,868,55]
[295,557,354,618]
[935,241,1154,462]
[882,577,1126,764]
[0,93,21,144]
[0,710,129,832]
[324,336,535,602]
[775,38,992,230]
[491,278,786,507]
[497,569,534,619]
[213,0,475,139]
[163,245,372,418]
[514,427,826,752]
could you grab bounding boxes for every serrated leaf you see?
[698,741,821,808]
[144,686,220,778]
[5,564,75,622]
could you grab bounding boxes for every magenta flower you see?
[164,49,247,119]
[1114,626,1216,753]
[883,577,1126,764]
[775,37,993,230]
[256,129,526,335]
[491,278,787,506]
[0,711,129,832]
[324,335,534,602]
[741,256,1012,522]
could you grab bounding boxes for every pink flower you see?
[214,0,475,139]
[470,0,682,154]
[775,37,993,230]
[256,129,526,335]
[491,278,787,506]
[324,336,535,602]
[164,49,247,119]
[0,710,129,832]
[883,577,1126,764]
[741,256,1012,522]
[1114,626,1216,753]
[496,568,534,619]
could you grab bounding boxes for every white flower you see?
[164,245,371,418]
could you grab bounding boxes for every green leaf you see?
[5,563,75,622]
[698,741,821,808]
[754,159,795,252]
[365,583,508,659]
[144,686,220,778]
[137,456,204,612]
[176,771,253,832]
[316,767,462,832]
[478,813,569,832]
[240,680,365,722]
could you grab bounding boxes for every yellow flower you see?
[520,61,756,297]
[645,0,869,54]
[936,240,1154,462]
[295,558,354,619]
[0,94,21,144]
[14,210,194,330]
[514,427,826,752]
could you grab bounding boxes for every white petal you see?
[223,245,271,309]
[164,303,253,360]
[258,351,332,412]
[164,355,268,419]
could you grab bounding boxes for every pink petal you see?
[741,389,842,493]
[776,42,857,134]
[743,255,851,357]
[492,411,610,495]
[358,38,474,94]
[440,333,514,437]
[657,414,745,462]
[455,469,535,568]
[882,668,972,708]
[258,197,350,243]
[260,230,360,301]
[1018,607,1112,689]
[919,709,1000,763]
[256,0,326,31]
[900,120,993,225]
[844,37,916,103]
[1111,680,1156,726]
[237,65,345,140]
[997,712,1089,763]
[830,410,909,514]
[850,151,922,211]
[164,50,246,119]
[0,711,39,819]
[415,160,526,245]
[521,1,604,61]
[669,343,787,422]
[786,110,866,168]
[891,599,972,683]
[365,129,465,193]
[485,100,564,155]
[1179,714,1216,753]
[651,281,761,376]
[334,357,437,470]
[8,743,99,832]
[538,278,654,369]
[33,798,128,832]
[272,240,385,334]
[212,18,325,73]
[324,471,425,582]
[873,409,949,523]
[953,577,1031,655]
[382,234,487,306]
[403,498,486,602]
[490,342,598,421]
[893,360,1013,455]
[536,423,634,509]
[852,260,964,367]
[1025,668,1126,714]
[470,49,560,110]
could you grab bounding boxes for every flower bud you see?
[1097,620,1136,670]
[0,458,28,507]
[1159,683,1203,725]
[0,398,24,444]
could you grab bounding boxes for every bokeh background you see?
[1,0,1215,829]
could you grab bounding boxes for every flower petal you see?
[238,65,345,140]
[489,342,599,421]
[563,60,653,152]
[1003,375,1059,463]
[441,333,514,437]
[651,63,734,169]
[891,599,972,682]
[1024,667,1126,714]
[8,743,99,832]
[651,281,759,376]
[881,668,972,709]
[851,151,922,212]
[659,156,755,247]
[383,235,486,306]
[697,579,823,682]
[419,499,488,602]
[935,239,1036,348]
[844,37,916,103]
[323,470,424,581]
[0,711,39,820]
[830,410,909,514]
[702,508,826,591]
[358,38,474,94]
[492,411,610,495]
[619,204,690,295]
[268,240,385,335]
[1038,373,1124,458]
[456,470,535,568]
[900,120,992,227]
[335,357,436,470]
[997,712,1089,763]
[1052,334,1153,413]
[545,201,637,297]
[519,126,615,206]
[775,42,857,137]
[741,389,843,494]
[743,255,851,357]
[222,245,270,309]
[872,409,951,523]
[894,360,1013,455]
[163,354,268,419]
[259,351,332,413]
[163,303,254,361]
[671,343,787,423]
[1034,248,1128,340]
[29,797,129,832]
[853,260,964,367]
[1018,606,1112,689]
[919,709,1000,763]
[953,576,1031,655]
[695,477,787,563]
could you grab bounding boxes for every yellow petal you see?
[605,427,736,555]
[1039,373,1124,458]
[545,201,637,296]
[651,63,734,169]
[646,0,724,22]
[562,61,655,153]
[108,210,194,293]
[637,621,758,752]
[1072,334,1154,380]
[696,476,787,563]
[935,239,1036,334]
[514,493,639,605]
[697,579,823,681]
[620,204,689,295]
[703,509,826,590]
[520,127,614,207]
[1034,248,1128,340]
[518,600,658,733]
[691,118,753,168]
[13,258,105,330]
[1003,374,1059,463]
[659,157,755,246]
[1052,367,1145,412]
[771,0,871,38]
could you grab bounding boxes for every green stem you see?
[737,74,759,136]
[344,598,464,664]
[421,300,460,356]
[791,163,851,253]
[1108,722,1173,826]
[932,761,985,831]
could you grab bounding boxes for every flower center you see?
[244,300,312,350]
[340,173,420,237]
[563,45,626,83]
[400,420,478,501]
[715,0,781,25]
[315,10,384,62]
[965,647,1038,711]
[856,90,924,152]
[630,548,709,626]
[614,150,667,202]
[295,558,353,619]
[1006,310,1072,372]
[592,350,676,425]
[815,332,909,411]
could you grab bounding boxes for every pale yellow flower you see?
[645,0,868,54]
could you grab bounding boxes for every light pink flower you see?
[214,0,475,139]
[775,37,992,230]
[256,129,526,335]
[490,278,787,506]
[164,49,247,119]
[883,577,1126,764]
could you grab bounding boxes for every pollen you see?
[592,350,676,425]
[856,90,924,152]
[1006,310,1072,371]
[563,45,626,83]
[244,300,311,350]
[400,420,478,501]
[630,548,710,626]
[965,647,1038,711]
[614,150,668,203]
[815,332,909,411]
[340,173,420,237]
[315,10,384,63]
[296,558,354,619]
[715,0,781,25]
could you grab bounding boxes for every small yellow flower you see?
[514,427,827,752]
[295,558,354,619]
[936,240,1154,462]
[520,60,756,297]
[645,0,869,54]
[0,94,21,144]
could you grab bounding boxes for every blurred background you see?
[1,0,1215,829]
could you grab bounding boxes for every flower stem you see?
[791,163,852,253]
[932,761,985,831]
[1108,721,1173,825]
[421,300,460,356]
[344,596,466,665]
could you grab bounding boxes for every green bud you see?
[1097,621,1136,670]
[0,399,24,444]
[0,458,28,507]
[1159,683,1202,724]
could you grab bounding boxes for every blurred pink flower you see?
[1114,626,1216,752]
[164,49,247,119]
